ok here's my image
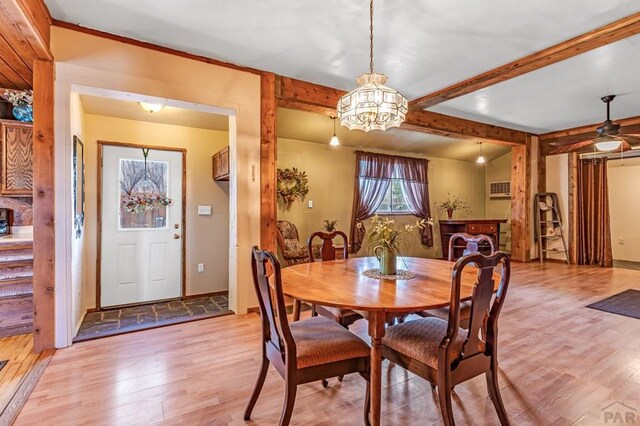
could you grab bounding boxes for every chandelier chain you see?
[369,0,374,74]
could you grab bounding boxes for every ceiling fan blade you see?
[548,139,594,155]
[622,135,640,147]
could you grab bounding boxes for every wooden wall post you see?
[260,72,277,253]
[568,153,579,264]
[32,58,55,352]
[510,135,532,262]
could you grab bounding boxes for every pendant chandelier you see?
[337,0,408,132]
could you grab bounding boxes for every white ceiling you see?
[79,94,229,131]
[47,0,640,133]
[278,108,510,162]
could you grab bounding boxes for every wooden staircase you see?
[0,242,33,299]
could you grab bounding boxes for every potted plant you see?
[2,89,33,122]
[366,215,431,275]
[323,220,338,232]
[435,193,471,220]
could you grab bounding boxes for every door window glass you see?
[119,159,171,229]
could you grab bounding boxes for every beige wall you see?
[485,151,512,253]
[52,26,261,328]
[82,114,230,309]
[545,154,570,260]
[608,157,640,262]
[70,92,87,332]
[277,138,487,259]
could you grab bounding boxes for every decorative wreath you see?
[277,167,309,210]
[121,194,173,214]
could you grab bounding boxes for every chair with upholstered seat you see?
[382,252,511,426]
[245,247,371,426]
[419,233,496,328]
[306,231,363,329]
[276,220,310,266]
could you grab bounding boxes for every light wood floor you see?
[0,334,38,414]
[15,263,640,425]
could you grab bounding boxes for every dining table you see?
[279,256,490,426]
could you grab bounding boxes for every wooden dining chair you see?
[420,233,496,328]
[382,252,511,426]
[245,247,371,426]
[305,231,363,330]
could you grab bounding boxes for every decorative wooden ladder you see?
[534,192,569,264]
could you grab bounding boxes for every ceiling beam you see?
[276,76,528,146]
[540,115,640,155]
[409,12,640,111]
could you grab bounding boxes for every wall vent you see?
[489,181,511,198]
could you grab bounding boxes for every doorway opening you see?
[68,90,234,341]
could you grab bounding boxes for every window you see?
[119,159,170,229]
[376,180,410,214]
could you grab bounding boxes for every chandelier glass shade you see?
[338,73,407,132]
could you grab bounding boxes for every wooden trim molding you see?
[96,141,187,310]
[409,12,640,110]
[276,76,528,146]
[567,153,579,264]
[510,136,532,262]
[51,19,262,76]
[32,58,55,352]
[260,73,277,253]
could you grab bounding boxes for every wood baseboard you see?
[183,290,228,300]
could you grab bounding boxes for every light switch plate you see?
[308,200,313,209]
[197,263,205,272]
[198,205,212,215]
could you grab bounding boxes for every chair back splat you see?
[308,231,349,262]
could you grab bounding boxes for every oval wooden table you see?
[280,256,489,426]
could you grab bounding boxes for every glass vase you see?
[12,105,33,122]
[374,246,397,275]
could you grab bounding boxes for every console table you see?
[439,219,507,260]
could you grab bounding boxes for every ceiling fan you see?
[550,95,640,152]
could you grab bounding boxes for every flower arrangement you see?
[367,215,431,254]
[277,167,309,210]
[2,89,33,106]
[323,220,338,232]
[434,193,472,219]
[121,193,173,214]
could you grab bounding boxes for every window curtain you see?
[577,158,612,267]
[349,151,433,253]
[394,157,433,247]
[349,151,394,253]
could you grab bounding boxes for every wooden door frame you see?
[96,140,187,310]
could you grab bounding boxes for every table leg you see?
[292,299,301,321]
[368,311,386,426]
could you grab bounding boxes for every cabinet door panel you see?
[2,122,33,197]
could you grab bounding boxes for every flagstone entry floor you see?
[74,294,231,342]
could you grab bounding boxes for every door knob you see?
[174,234,180,239]
[174,224,180,229]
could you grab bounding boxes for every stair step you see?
[0,279,33,298]
[0,249,33,262]
[0,265,33,280]
[0,242,33,251]
[0,259,33,268]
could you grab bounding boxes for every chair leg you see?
[436,373,455,426]
[363,378,371,426]
[243,354,270,420]
[486,365,510,425]
[321,378,329,388]
[292,300,301,321]
[279,379,298,426]
[311,304,318,317]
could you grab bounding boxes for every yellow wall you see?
[608,157,640,261]
[545,154,570,260]
[52,26,261,316]
[485,152,512,253]
[82,114,230,309]
[277,138,487,259]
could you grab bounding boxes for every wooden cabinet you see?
[1,120,33,197]
[212,146,229,181]
[439,219,507,261]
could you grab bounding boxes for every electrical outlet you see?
[618,238,625,245]
[198,205,212,215]
[197,263,205,272]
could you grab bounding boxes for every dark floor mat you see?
[0,359,7,373]
[587,289,640,319]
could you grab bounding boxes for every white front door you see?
[100,145,184,308]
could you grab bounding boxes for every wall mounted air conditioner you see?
[489,181,511,198]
